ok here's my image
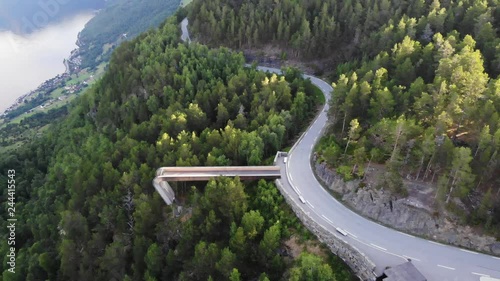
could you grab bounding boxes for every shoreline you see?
[0,12,96,116]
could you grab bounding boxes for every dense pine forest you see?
[322,33,500,229]
[0,0,182,153]
[0,15,353,280]
[2,0,500,279]
[187,0,500,234]
[188,0,499,75]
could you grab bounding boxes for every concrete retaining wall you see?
[274,179,377,281]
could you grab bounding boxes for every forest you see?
[187,0,499,75]
[2,0,500,279]
[187,0,500,234]
[0,15,353,280]
[322,33,500,230]
[0,0,182,151]
[0,106,67,150]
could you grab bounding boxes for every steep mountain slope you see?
[187,0,500,75]
[0,15,354,281]
[77,0,181,69]
[186,0,500,243]
[0,0,181,153]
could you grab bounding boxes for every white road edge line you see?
[437,264,455,270]
[321,214,334,225]
[252,63,500,279]
[306,201,315,209]
[472,272,490,277]
[403,255,421,262]
[399,231,415,238]
[370,243,387,251]
[344,230,358,238]
[460,249,478,254]
[429,241,443,246]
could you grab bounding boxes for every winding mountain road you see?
[256,66,500,281]
[180,19,500,281]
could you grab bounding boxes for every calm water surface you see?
[0,12,94,114]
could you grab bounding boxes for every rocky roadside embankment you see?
[274,180,377,280]
[313,160,500,256]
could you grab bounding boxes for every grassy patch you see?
[102,43,113,53]
[180,0,193,7]
[0,142,23,154]
[311,84,326,105]
[7,110,38,124]
[95,62,108,76]
[66,72,91,86]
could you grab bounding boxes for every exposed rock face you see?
[491,243,500,255]
[314,161,499,255]
[344,188,439,233]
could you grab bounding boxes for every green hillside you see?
[0,0,181,153]
[1,0,499,279]
[187,0,500,234]
[0,15,353,281]
[78,0,181,70]
[188,0,499,75]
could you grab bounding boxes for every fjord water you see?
[0,12,94,114]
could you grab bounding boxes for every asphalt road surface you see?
[254,66,500,281]
[181,18,191,43]
[180,19,500,281]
